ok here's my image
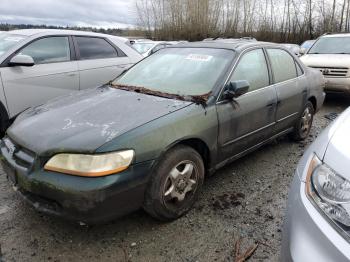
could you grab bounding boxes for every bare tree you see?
[136,0,350,43]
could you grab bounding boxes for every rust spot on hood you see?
[109,83,211,106]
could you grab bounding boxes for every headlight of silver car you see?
[44,150,134,177]
[306,154,350,238]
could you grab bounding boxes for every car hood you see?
[301,54,350,68]
[323,108,350,180]
[7,86,192,155]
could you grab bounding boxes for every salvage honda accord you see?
[1,40,325,224]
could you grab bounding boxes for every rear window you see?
[75,37,119,60]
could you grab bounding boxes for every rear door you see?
[266,48,305,133]
[0,36,79,118]
[73,36,131,89]
[216,48,277,163]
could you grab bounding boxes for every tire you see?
[143,145,205,221]
[0,103,9,138]
[291,101,314,141]
[0,114,8,138]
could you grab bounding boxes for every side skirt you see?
[210,127,294,174]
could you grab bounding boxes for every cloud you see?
[0,0,138,28]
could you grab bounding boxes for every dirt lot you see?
[0,95,348,262]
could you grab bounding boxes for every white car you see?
[0,29,142,133]
[282,108,350,261]
[132,41,174,57]
[301,34,350,95]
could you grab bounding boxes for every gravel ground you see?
[0,95,348,262]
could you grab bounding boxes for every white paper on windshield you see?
[185,54,213,62]
[4,37,24,42]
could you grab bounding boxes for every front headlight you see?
[44,150,134,177]
[306,154,350,238]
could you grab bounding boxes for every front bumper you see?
[281,172,350,261]
[0,139,155,224]
[324,77,350,94]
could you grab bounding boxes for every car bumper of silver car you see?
[281,173,350,262]
[324,77,350,94]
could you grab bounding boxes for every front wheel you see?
[143,145,204,221]
[291,101,314,141]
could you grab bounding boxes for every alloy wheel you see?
[163,160,198,206]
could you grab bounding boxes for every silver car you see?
[0,29,142,134]
[132,41,174,57]
[282,107,350,261]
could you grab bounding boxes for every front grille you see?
[310,66,349,77]
[2,137,35,169]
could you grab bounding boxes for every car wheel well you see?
[308,96,317,111]
[174,139,210,173]
[0,101,9,135]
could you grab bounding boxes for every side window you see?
[75,37,118,60]
[267,49,297,83]
[295,61,304,76]
[20,37,70,64]
[231,49,269,91]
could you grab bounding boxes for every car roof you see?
[7,29,127,40]
[322,33,350,38]
[170,40,281,52]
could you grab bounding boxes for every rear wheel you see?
[291,101,314,141]
[143,145,204,221]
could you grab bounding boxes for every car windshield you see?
[114,47,235,96]
[0,33,26,56]
[132,43,155,54]
[308,37,350,54]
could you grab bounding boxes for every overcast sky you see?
[0,0,138,28]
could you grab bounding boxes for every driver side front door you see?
[216,48,277,165]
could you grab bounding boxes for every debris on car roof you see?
[110,83,211,106]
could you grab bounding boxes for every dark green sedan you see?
[1,40,325,224]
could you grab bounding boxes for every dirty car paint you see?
[110,83,212,106]
[7,86,192,156]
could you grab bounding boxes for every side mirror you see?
[223,80,250,100]
[299,48,306,55]
[9,54,35,67]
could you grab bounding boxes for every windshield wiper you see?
[109,83,211,106]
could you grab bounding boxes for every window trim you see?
[72,36,126,61]
[217,47,272,103]
[1,35,75,67]
[294,59,305,77]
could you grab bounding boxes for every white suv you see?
[301,34,350,95]
[0,29,142,133]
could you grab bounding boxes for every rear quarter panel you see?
[305,67,325,111]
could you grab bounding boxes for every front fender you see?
[96,104,219,168]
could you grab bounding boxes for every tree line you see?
[136,0,350,43]
[0,23,145,38]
